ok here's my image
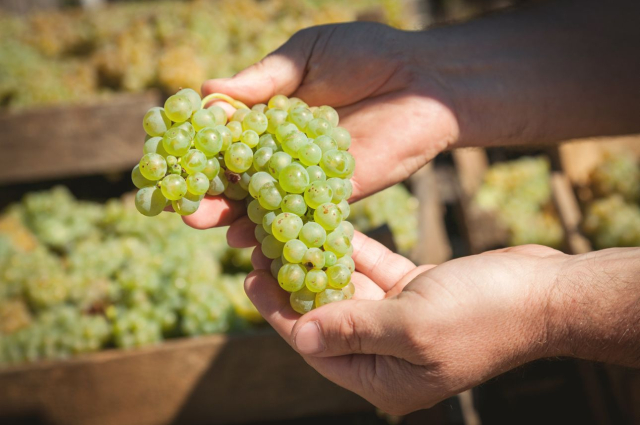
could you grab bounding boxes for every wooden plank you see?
[0,331,372,425]
[0,92,161,184]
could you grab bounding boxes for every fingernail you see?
[294,321,325,355]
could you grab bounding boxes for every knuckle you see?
[337,309,364,353]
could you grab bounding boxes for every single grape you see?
[135,186,166,217]
[282,133,308,158]
[304,181,333,209]
[232,108,251,123]
[338,221,355,240]
[337,199,350,219]
[343,179,353,199]
[271,256,284,279]
[262,211,277,235]
[253,147,274,172]
[172,196,200,216]
[143,107,171,138]
[173,121,195,140]
[276,122,299,143]
[324,229,351,256]
[262,235,285,259]
[314,135,338,154]
[224,181,249,200]
[249,171,276,199]
[283,239,307,263]
[279,163,310,194]
[272,212,303,242]
[265,109,288,134]
[238,172,252,191]
[252,103,267,113]
[161,174,187,200]
[258,183,284,210]
[247,199,269,224]
[332,127,351,150]
[202,158,220,180]
[281,194,307,216]
[298,143,322,166]
[342,281,356,299]
[314,203,342,230]
[268,152,293,179]
[164,94,192,123]
[288,97,309,111]
[166,155,178,167]
[255,225,269,244]
[302,247,325,269]
[241,130,259,148]
[313,105,339,127]
[162,127,191,157]
[215,125,233,151]
[337,255,355,273]
[290,287,316,314]
[186,172,209,196]
[258,133,278,150]
[307,165,327,183]
[208,105,228,126]
[305,269,328,293]
[242,111,268,134]
[176,88,201,114]
[298,222,327,248]
[278,263,306,292]
[143,137,168,157]
[195,128,223,157]
[224,142,253,173]
[169,164,182,175]
[327,264,351,289]
[288,106,314,130]
[306,118,333,138]
[268,94,290,111]
[321,149,353,178]
[182,149,207,175]
[207,175,228,195]
[324,251,337,268]
[226,121,243,142]
[327,178,347,202]
[316,288,346,308]
[139,153,167,181]
[131,165,155,189]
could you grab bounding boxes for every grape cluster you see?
[133,92,356,314]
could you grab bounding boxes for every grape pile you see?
[474,157,564,248]
[133,92,356,314]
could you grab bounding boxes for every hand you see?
[183,22,459,233]
[245,235,568,415]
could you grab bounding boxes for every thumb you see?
[291,297,411,359]
[201,28,317,106]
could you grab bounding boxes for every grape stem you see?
[201,93,249,110]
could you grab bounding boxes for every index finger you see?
[181,195,246,229]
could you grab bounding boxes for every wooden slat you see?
[0,92,161,184]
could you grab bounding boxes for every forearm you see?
[550,248,640,367]
[413,0,640,148]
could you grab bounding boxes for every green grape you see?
[232,108,251,123]
[327,264,351,289]
[226,121,243,142]
[332,127,351,150]
[186,172,209,196]
[324,230,351,256]
[338,221,355,240]
[314,135,338,154]
[268,94,290,111]
[182,149,207,175]
[190,108,214,132]
[249,171,276,199]
[162,127,191,157]
[224,182,249,200]
[195,128,223,157]
[265,109,288,134]
[288,106,314,130]
[281,194,307,216]
[252,103,267,113]
[258,183,284,210]
[258,133,278,150]
[283,239,307,263]
[268,152,293,178]
[314,105,339,127]
[139,153,167,181]
[238,172,252,191]
[299,222,327,248]
[202,158,220,180]
[262,211,277,235]
[169,164,182,175]
[262,235,285,259]
[278,263,306,292]
[255,225,269,244]
[208,105,228,126]
[172,196,200,216]
[215,125,233,151]
[305,269,328,293]
[143,107,171,137]
[253,147,273,172]
[304,181,333,209]
[272,212,303,242]
[314,203,342,230]
[166,155,178,167]
[282,133,308,158]
[306,118,333,138]
[271,256,284,279]
[276,122,299,143]
[241,130,259,148]
[290,287,316,314]
[327,178,347,202]
[307,165,327,183]
[324,251,337,268]
[302,247,325,269]
[207,175,227,196]
[176,88,201,114]
[337,199,350,219]
[298,143,322,166]
[131,165,155,189]
[316,288,346,308]
[143,137,168,157]
[247,199,269,224]
[173,121,195,140]
[164,94,192,123]
[343,179,353,199]
[161,174,187,201]
[242,111,268,134]
[279,163,310,194]
[342,282,356,300]
[337,255,355,273]
[321,150,354,178]
[135,186,166,217]
[224,143,253,173]
[288,97,309,111]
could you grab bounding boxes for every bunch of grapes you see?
[133,91,356,314]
